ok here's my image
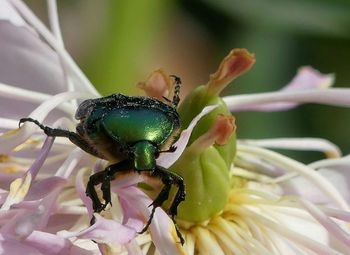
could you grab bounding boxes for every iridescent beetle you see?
[19,76,185,244]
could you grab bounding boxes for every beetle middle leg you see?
[86,160,133,213]
[140,166,185,244]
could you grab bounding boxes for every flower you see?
[1,1,350,255]
[139,49,350,254]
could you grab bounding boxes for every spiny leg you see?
[19,117,98,156]
[169,75,181,108]
[86,160,133,213]
[140,166,185,244]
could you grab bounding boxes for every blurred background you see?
[27,0,350,162]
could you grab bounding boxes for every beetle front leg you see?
[86,160,133,213]
[140,167,185,244]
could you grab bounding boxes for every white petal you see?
[238,138,341,158]
[0,0,26,27]
[224,88,350,112]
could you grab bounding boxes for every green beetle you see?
[19,76,185,244]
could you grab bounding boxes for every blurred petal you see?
[283,66,334,90]
[238,138,341,158]
[225,88,350,112]
[157,104,218,168]
[10,0,99,96]
[0,22,67,119]
[0,0,26,27]
[224,67,344,112]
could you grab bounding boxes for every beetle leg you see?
[19,118,99,156]
[169,75,181,108]
[139,167,185,245]
[139,173,172,234]
[86,160,133,213]
[86,171,108,213]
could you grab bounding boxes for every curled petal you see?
[188,114,235,154]
[157,105,218,168]
[283,66,334,90]
[137,69,172,100]
[207,48,255,95]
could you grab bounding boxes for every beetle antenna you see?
[170,75,181,108]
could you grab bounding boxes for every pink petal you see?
[27,137,55,180]
[157,105,218,168]
[0,233,44,255]
[117,186,185,255]
[283,66,334,91]
[24,231,72,255]
[26,176,66,201]
[60,214,136,245]
[75,168,93,217]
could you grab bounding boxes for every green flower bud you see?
[169,49,255,222]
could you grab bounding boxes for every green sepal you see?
[178,85,236,168]
[169,146,230,222]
